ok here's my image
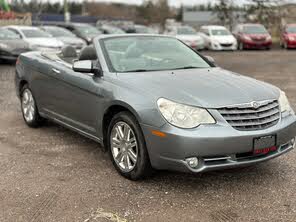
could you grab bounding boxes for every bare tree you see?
[213,0,235,30]
[246,0,279,27]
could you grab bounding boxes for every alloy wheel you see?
[110,121,138,172]
[22,89,35,123]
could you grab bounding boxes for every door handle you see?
[52,68,61,74]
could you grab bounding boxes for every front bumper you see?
[242,40,272,49]
[0,54,18,60]
[141,113,296,173]
[0,51,20,60]
[211,42,237,51]
[186,43,205,51]
[285,40,296,48]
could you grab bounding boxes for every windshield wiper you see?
[125,69,150,72]
[124,66,202,73]
[174,66,202,70]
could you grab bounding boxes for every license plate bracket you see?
[253,135,276,155]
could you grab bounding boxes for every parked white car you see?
[199,25,237,51]
[165,25,205,50]
[5,26,64,52]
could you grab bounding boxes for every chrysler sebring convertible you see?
[15,34,296,180]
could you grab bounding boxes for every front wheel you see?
[107,111,153,180]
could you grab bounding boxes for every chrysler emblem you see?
[251,101,260,109]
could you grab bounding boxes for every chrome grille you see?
[218,100,280,131]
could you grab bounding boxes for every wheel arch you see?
[18,79,28,96]
[101,101,142,150]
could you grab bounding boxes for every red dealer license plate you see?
[253,135,277,155]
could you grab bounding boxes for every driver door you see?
[45,63,103,135]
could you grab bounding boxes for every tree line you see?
[6,0,292,30]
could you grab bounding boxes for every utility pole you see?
[64,0,70,23]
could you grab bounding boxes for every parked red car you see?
[280,24,296,49]
[233,24,272,50]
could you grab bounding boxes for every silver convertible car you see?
[15,34,296,180]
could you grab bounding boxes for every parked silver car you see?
[6,26,64,52]
[15,35,296,180]
[40,26,86,51]
[0,28,31,61]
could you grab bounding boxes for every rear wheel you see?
[21,84,44,128]
[107,111,153,180]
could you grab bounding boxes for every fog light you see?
[186,157,199,168]
[292,138,296,147]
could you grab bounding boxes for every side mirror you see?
[73,60,93,73]
[205,55,215,64]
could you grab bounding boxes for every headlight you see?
[279,91,293,113]
[212,41,220,47]
[29,44,42,50]
[157,98,215,128]
[0,43,9,50]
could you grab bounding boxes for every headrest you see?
[61,46,77,58]
[79,45,97,61]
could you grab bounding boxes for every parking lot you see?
[0,50,296,222]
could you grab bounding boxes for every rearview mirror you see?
[205,55,215,64]
[73,60,93,73]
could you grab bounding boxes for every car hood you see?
[25,38,64,47]
[56,37,85,45]
[0,39,30,51]
[176,35,203,42]
[117,67,279,108]
[211,35,236,43]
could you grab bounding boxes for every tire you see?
[20,84,44,128]
[107,111,153,180]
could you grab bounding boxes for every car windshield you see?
[211,29,231,36]
[22,29,51,38]
[103,26,125,34]
[177,27,196,35]
[286,26,296,33]
[44,27,75,37]
[135,26,154,34]
[243,25,268,34]
[0,29,20,40]
[102,36,211,73]
[76,25,101,35]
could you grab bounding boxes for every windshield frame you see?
[286,25,296,34]
[75,25,101,36]
[21,28,52,38]
[177,26,197,35]
[210,29,231,36]
[242,25,268,34]
[99,35,215,73]
[43,26,76,37]
[0,28,21,40]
